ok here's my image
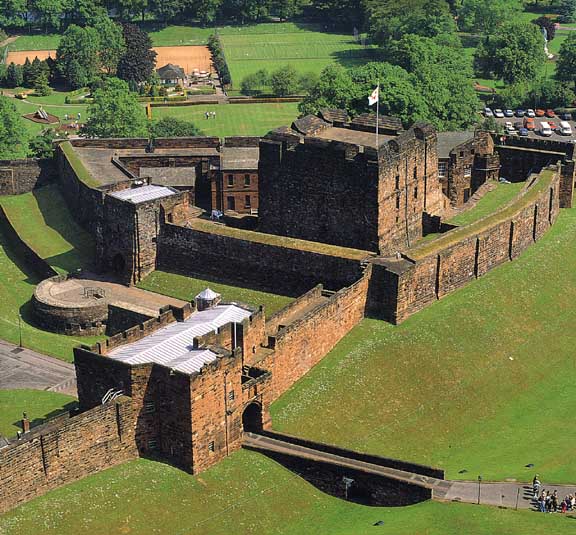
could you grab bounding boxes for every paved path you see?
[244,433,576,511]
[0,339,76,396]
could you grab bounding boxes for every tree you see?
[56,24,101,89]
[240,69,270,95]
[34,70,52,96]
[556,33,576,88]
[22,57,33,87]
[532,16,556,42]
[271,0,301,20]
[28,129,56,158]
[118,0,149,21]
[458,0,522,34]
[31,0,64,32]
[150,117,203,137]
[117,24,157,85]
[149,0,183,23]
[0,0,28,28]
[474,22,546,84]
[93,16,126,75]
[0,96,28,158]
[83,77,149,138]
[311,0,364,27]
[270,65,299,96]
[191,0,221,25]
[560,0,576,23]
[5,62,23,88]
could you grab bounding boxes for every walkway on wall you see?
[243,433,576,510]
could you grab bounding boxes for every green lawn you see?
[448,181,526,227]
[0,390,77,438]
[0,188,102,362]
[218,23,377,88]
[0,185,95,274]
[152,102,299,136]
[7,34,61,51]
[138,270,293,316]
[148,24,215,46]
[272,206,576,484]
[1,452,574,535]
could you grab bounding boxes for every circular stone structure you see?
[33,275,110,336]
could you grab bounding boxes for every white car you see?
[505,122,516,135]
[483,107,494,117]
[493,109,505,118]
[526,109,536,118]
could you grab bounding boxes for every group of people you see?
[532,476,576,513]
[204,111,217,119]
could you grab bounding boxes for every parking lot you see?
[484,108,576,142]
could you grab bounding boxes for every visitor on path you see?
[532,475,541,499]
[538,491,547,512]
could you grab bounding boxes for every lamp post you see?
[477,475,482,505]
[343,477,354,501]
[18,314,22,348]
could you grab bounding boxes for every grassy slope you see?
[0,185,95,274]
[0,390,77,437]
[273,207,576,484]
[138,270,293,316]
[0,452,574,535]
[152,102,299,136]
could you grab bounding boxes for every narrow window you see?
[396,194,400,210]
[144,401,156,414]
[147,439,157,450]
[414,186,418,199]
[228,390,235,401]
[227,196,235,211]
[395,175,400,190]
[227,174,234,187]
[438,162,447,178]
[464,165,472,178]
[245,195,251,208]
[208,440,215,452]
[244,174,251,186]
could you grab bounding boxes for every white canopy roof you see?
[108,304,251,375]
[196,288,220,300]
[109,185,176,204]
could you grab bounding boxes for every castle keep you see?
[1,110,574,513]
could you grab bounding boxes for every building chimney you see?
[21,412,30,433]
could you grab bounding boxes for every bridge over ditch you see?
[243,432,576,510]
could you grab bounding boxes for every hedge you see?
[208,33,232,87]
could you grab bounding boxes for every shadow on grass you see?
[10,401,79,435]
[0,219,41,286]
[32,186,96,272]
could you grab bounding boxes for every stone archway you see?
[242,402,263,433]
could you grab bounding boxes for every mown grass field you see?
[0,390,76,437]
[152,102,299,135]
[0,187,102,361]
[0,185,95,274]
[6,34,60,51]
[1,451,574,535]
[139,270,293,315]
[272,206,576,484]
[218,22,377,88]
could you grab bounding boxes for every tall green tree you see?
[299,64,357,116]
[5,62,23,88]
[191,0,221,24]
[0,96,28,158]
[150,117,203,137]
[474,22,546,84]
[458,0,522,34]
[0,0,28,27]
[31,0,64,32]
[117,23,157,85]
[56,24,101,89]
[556,33,576,89]
[83,77,149,138]
[149,0,183,23]
[560,0,576,23]
[270,65,298,96]
[93,16,126,75]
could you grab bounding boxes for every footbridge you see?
[243,432,576,510]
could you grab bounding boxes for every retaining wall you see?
[0,158,56,195]
[0,397,138,514]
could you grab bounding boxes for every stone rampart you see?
[265,285,323,335]
[157,222,368,295]
[70,137,221,150]
[0,396,138,514]
[0,158,56,195]
[371,167,561,323]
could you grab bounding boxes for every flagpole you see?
[376,92,379,149]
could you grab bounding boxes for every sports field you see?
[218,23,377,87]
[152,102,299,136]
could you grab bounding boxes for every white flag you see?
[368,85,379,106]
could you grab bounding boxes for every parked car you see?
[514,121,524,130]
[526,109,536,117]
[548,121,557,131]
[493,109,505,118]
[483,107,494,117]
[535,109,546,117]
[504,109,514,117]
[559,112,572,121]
[524,117,536,130]
[545,109,556,118]
[559,121,573,136]
[515,109,525,117]
[539,121,553,136]
[519,127,529,136]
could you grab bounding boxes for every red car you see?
[548,121,557,131]
[535,109,546,117]
[545,109,556,118]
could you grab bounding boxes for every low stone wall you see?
[370,167,561,323]
[265,285,323,335]
[157,223,367,295]
[0,158,56,195]
[70,137,220,150]
[0,204,57,280]
[0,397,138,514]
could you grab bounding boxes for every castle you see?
[0,110,574,512]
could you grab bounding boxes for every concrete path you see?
[0,340,76,396]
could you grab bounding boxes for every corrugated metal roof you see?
[108,304,251,374]
[109,185,177,204]
[196,288,220,300]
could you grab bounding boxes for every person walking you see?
[532,475,541,499]
[539,491,547,512]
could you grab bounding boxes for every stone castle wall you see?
[0,397,138,514]
[157,223,366,294]
[0,158,56,195]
